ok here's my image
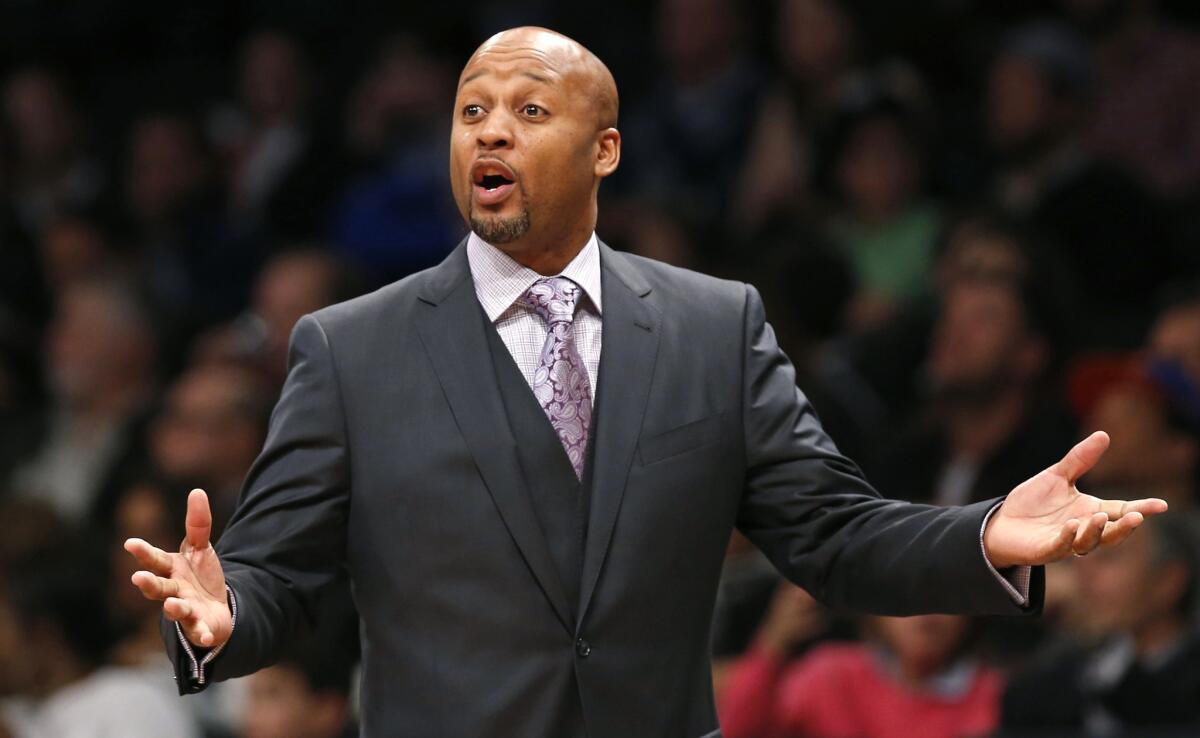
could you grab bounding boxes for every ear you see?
[595,127,621,179]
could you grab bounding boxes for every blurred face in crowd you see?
[127,115,209,223]
[928,280,1045,401]
[659,0,738,82]
[108,483,177,622]
[871,615,970,678]
[2,69,77,170]
[242,665,347,738]
[778,0,853,86]
[1074,524,1189,637]
[39,217,108,293]
[150,366,265,488]
[1150,301,1200,390]
[836,116,921,220]
[254,251,341,361]
[240,32,306,124]
[46,282,154,408]
[1083,384,1196,491]
[450,27,620,258]
[986,55,1056,156]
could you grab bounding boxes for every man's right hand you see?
[125,489,232,648]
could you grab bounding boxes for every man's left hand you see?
[983,431,1169,568]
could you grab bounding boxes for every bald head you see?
[462,27,618,129]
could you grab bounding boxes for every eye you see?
[522,104,546,118]
[463,104,484,118]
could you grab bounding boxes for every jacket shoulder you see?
[613,251,747,314]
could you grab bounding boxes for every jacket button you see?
[575,637,591,658]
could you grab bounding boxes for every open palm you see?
[983,431,1169,568]
[125,489,232,648]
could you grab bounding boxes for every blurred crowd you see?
[2,1,1200,737]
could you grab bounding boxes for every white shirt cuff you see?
[980,502,1031,607]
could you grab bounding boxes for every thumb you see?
[185,488,213,551]
[1052,431,1110,483]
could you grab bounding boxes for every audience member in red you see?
[721,586,1001,738]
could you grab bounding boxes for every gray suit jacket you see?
[166,240,1042,737]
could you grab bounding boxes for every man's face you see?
[242,666,345,738]
[1084,386,1184,487]
[449,35,607,250]
[928,281,1032,397]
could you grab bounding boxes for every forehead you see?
[458,42,574,91]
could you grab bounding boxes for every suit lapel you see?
[414,243,574,634]
[577,243,661,627]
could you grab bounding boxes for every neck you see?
[942,386,1028,459]
[488,218,594,275]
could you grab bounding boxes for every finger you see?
[1052,431,1110,483]
[185,489,213,551]
[1098,497,1168,519]
[196,621,215,647]
[1050,518,1081,559]
[1100,512,1144,548]
[162,597,193,622]
[1072,512,1109,554]
[124,538,173,576]
[131,571,181,600]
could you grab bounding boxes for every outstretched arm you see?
[124,313,352,691]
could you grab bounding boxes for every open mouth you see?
[471,160,517,205]
[478,172,514,190]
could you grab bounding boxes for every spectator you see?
[985,21,1174,347]
[193,248,361,389]
[1063,0,1200,198]
[329,34,461,284]
[5,276,156,525]
[147,364,271,535]
[722,603,1001,738]
[0,540,200,738]
[867,266,1075,507]
[818,64,941,333]
[1071,355,1200,510]
[620,0,766,262]
[123,111,253,331]
[1001,513,1200,736]
[240,640,357,738]
[732,0,858,236]
[1148,286,1200,393]
[1,67,103,237]
[210,30,313,229]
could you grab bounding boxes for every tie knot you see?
[522,276,581,325]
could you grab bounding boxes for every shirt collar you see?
[466,231,602,322]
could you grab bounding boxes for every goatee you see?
[471,210,531,244]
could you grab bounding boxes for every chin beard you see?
[470,209,531,245]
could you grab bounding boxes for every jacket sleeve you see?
[163,313,353,691]
[735,284,1043,616]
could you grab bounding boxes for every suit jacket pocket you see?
[637,412,725,466]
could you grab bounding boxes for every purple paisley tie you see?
[521,276,593,479]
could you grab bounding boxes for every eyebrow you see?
[459,70,553,88]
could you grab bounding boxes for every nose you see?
[477,109,514,151]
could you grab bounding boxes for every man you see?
[870,269,1075,507]
[148,364,271,533]
[125,28,1165,737]
[1001,512,1200,734]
